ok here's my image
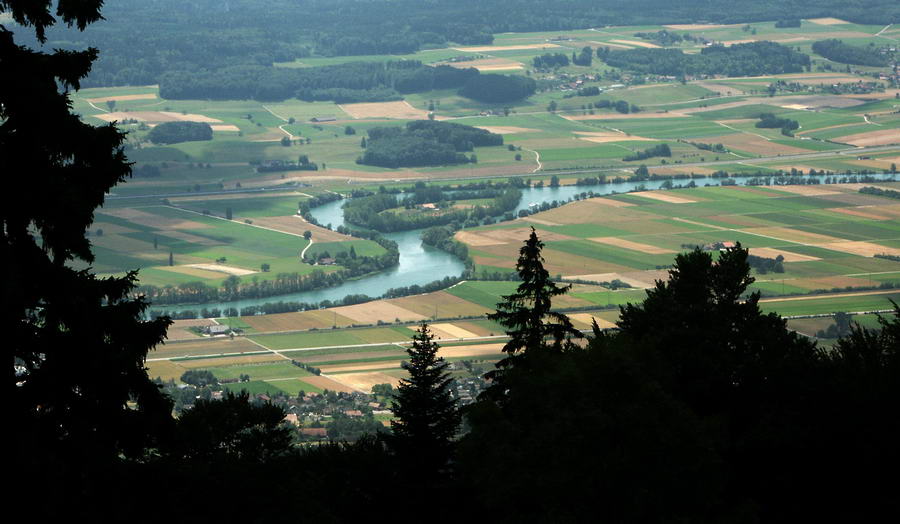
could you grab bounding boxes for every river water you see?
[152,174,898,314]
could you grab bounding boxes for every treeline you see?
[812,39,890,67]
[860,186,900,199]
[747,254,785,274]
[600,41,810,77]
[623,144,671,162]
[633,30,686,46]
[28,0,900,88]
[159,61,477,102]
[147,122,213,145]
[358,121,502,168]
[458,74,537,103]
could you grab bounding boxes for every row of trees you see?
[601,41,811,77]
[623,143,672,161]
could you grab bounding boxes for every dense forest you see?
[19,0,898,87]
[358,121,502,168]
[600,41,811,77]
[458,74,537,103]
[812,39,890,67]
[146,122,213,144]
[159,61,477,102]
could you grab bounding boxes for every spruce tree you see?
[487,227,580,368]
[390,322,460,477]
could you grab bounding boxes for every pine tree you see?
[390,322,460,477]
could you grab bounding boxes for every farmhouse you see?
[204,324,231,336]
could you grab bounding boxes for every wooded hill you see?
[23,0,899,87]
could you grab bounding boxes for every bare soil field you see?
[457,227,575,247]
[86,94,157,103]
[832,129,900,147]
[563,271,661,288]
[453,43,561,52]
[631,191,698,204]
[209,124,241,132]
[577,132,656,143]
[589,236,675,254]
[749,247,820,262]
[338,100,430,120]
[329,302,426,324]
[582,197,636,208]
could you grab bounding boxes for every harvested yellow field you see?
[769,186,842,197]
[99,207,209,230]
[808,17,851,25]
[631,191,698,204]
[590,41,633,49]
[721,39,756,46]
[328,372,401,393]
[749,247,820,262]
[827,207,893,221]
[610,39,660,48]
[440,343,504,359]
[209,124,241,132]
[569,313,617,330]
[746,227,845,245]
[429,323,479,340]
[664,23,730,30]
[474,126,539,134]
[186,263,256,276]
[330,302,426,324]
[94,111,222,123]
[820,241,900,257]
[243,309,356,332]
[453,43,560,52]
[456,227,574,247]
[87,93,157,103]
[833,129,900,147]
[564,112,687,120]
[301,375,357,393]
[584,197,636,208]
[589,237,675,254]
[562,271,658,288]
[154,230,221,245]
[178,354,284,369]
[146,360,186,382]
[444,58,524,71]
[577,131,655,143]
[156,266,227,280]
[703,134,809,155]
[339,100,430,120]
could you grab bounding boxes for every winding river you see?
[151,174,898,314]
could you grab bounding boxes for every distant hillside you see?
[13,0,900,87]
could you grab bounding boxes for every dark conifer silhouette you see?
[485,227,580,390]
[389,322,460,477]
[4,0,172,464]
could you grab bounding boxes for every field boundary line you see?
[159,204,311,239]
